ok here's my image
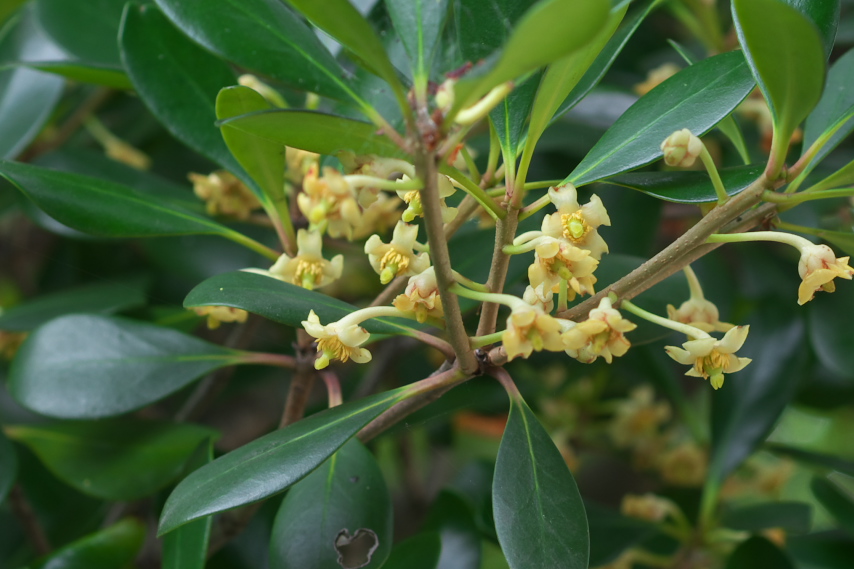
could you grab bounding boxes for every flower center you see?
[695,350,729,378]
[294,259,325,290]
[561,211,590,243]
[317,336,353,362]
[379,249,411,284]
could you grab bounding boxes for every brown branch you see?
[475,212,520,337]
[280,329,318,428]
[10,485,51,555]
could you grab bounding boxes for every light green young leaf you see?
[269,439,393,569]
[25,519,146,569]
[733,0,826,174]
[803,48,854,167]
[493,397,588,569]
[6,420,217,501]
[9,314,244,419]
[452,0,610,114]
[158,388,409,535]
[566,51,755,186]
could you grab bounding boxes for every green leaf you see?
[0,67,64,159]
[566,51,755,186]
[158,388,409,535]
[118,4,252,187]
[812,474,854,533]
[732,0,826,167]
[788,534,854,569]
[217,108,406,158]
[284,0,406,107]
[551,0,657,123]
[382,532,441,569]
[453,0,610,112]
[782,0,841,58]
[721,502,812,535]
[0,277,149,331]
[385,0,449,81]
[490,73,542,158]
[709,307,807,484]
[803,48,854,166]
[453,0,534,63]
[9,314,243,419]
[35,0,126,69]
[423,491,482,569]
[269,439,393,569]
[725,536,795,569]
[524,2,627,156]
[0,160,257,244]
[808,286,854,377]
[0,428,16,503]
[25,518,146,569]
[5,420,216,501]
[152,0,356,103]
[184,271,417,336]
[493,397,588,569]
[603,164,764,203]
[161,441,214,569]
[766,443,854,477]
[216,86,285,205]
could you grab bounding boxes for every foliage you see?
[2,0,854,568]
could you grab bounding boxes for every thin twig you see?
[10,485,51,555]
[280,329,318,428]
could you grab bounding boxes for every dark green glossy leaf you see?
[0,277,149,331]
[788,534,854,569]
[721,502,812,535]
[586,502,655,567]
[0,3,130,88]
[604,164,764,203]
[216,86,284,206]
[783,0,841,57]
[158,388,409,535]
[733,0,825,159]
[710,307,807,483]
[551,0,657,123]
[424,491,482,569]
[0,160,251,241]
[269,439,392,569]
[490,73,541,158]
[382,532,441,569]
[285,0,405,105]
[803,48,854,166]
[218,109,406,158]
[493,397,588,569]
[153,0,356,103]
[453,0,610,112]
[6,420,216,501]
[161,441,214,569]
[566,51,755,187]
[453,0,534,64]
[725,536,795,569]
[119,4,251,185]
[184,271,417,336]
[9,314,243,419]
[35,0,126,68]
[386,0,449,80]
[25,518,146,569]
[808,286,854,377]
[766,443,854,476]
[0,428,16,503]
[0,66,64,159]
[525,2,627,154]
[812,475,854,533]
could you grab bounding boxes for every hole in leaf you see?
[334,528,379,569]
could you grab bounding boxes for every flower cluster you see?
[189,171,262,220]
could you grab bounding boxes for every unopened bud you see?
[661,128,703,167]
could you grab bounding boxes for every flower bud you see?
[661,128,703,167]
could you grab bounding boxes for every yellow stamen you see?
[562,211,590,243]
[294,259,325,290]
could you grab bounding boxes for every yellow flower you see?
[561,297,636,363]
[529,237,598,299]
[658,442,708,487]
[393,267,444,323]
[502,304,564,361]
[189,171,262,220]
[522,283,554,314]
[797,243,854,305]
[365,221,431,284]
[665,325,752,389]
[192,305,249,330]
[634,62,681,96]
[285,146,319,185]
[661,128,703,168]
[621,493,676,522]
[396,175,457,223]
[301,310,371,370]
[246,229,343,290]
[541,183,611,260]
[296,165,362,239]
[667,297,734,333]
[609,386,671,449]
[350,193,402,241]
